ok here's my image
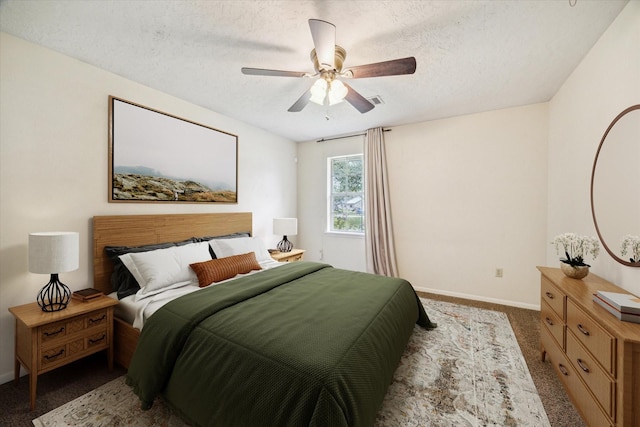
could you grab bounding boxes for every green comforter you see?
[126,262,435,427]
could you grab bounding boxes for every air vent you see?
[367,95,385,105]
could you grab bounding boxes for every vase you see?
[560,263,589,279]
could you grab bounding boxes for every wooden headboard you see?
[92,212,253,294]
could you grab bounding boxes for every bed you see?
[92,213,435,427]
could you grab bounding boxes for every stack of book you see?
[71,288,103,302]
[593,291,640,324]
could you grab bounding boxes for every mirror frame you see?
[590,104,640,267]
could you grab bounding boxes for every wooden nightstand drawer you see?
[282,253,303,262]
[40,320,71,343]
[87,331,108,348]
[41,345,67,367]
[270,249,305,263]
[567,299,615,375]
[86,310,108,328]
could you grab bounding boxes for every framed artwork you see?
[108,96,238,203]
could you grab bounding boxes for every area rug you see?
[33,299,550,427]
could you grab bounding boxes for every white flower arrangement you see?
[551,233,600,267]
[620,235,640,263]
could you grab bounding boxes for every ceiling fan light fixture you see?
[328,79,348,105]
[309,77,348,106]
[309,79,328,105]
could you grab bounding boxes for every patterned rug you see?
[33,299,549,427]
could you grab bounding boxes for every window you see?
[328,154,364,233]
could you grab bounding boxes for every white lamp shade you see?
[309,79,328,105]
[29,232,79,274]
[273,218,297,236]
[328,80,347,105]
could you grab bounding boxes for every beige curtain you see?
[364,127,398,277]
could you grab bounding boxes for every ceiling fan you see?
[241,19,417,114]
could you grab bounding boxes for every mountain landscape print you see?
[109,97,237,203]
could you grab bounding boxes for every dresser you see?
[9,296,118,410]
[538,267,640,427]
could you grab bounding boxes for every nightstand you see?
[9,296,118,410]
[270,248,305,262]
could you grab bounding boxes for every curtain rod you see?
[316,128,391,143]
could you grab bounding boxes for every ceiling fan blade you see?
[309,19,336,69]
[343,82,374,113]
[288,89,312,112]
[241,67,308,78]
[344,57,417,79]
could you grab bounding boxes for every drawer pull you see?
[89,334,106,344]
[577,324,590,336]
[576,358,590,373]
[545,317,554,326]
[44,349,65,360]
[43,327,64,337]
[88,314,106,324]
[558,363,569,376]
[545,291,554,299]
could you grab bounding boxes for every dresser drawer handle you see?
[89,334,106,344]
[576,358,590,373]
[88,314,106,324]
[558,363,569,376]
[545,317,554,326]
[44,349,65,360]
[43,327,64,337]
[545,292,554,299]
[577,324,590,336]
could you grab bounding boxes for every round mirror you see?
[590,104,640,267]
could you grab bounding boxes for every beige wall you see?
[387,104,548,307]
[547,1,640,293]
[297,103,549,309]
[0,33,297,383]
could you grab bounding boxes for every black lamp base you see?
[276,236,293,253]
[37,273,71,312]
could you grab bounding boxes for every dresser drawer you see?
[541,277,565,320]
[541,328,613,427]
[87,331,108,348]
[541,300,564,349]
[567,299,615,375]
[282,253,303,262]
[566,330,614,418]
[39,309,109,345]
[39,337,84,369]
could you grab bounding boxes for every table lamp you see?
[273,218,297,252]
[29,231,79,312]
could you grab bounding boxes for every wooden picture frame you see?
[108,96,238,203]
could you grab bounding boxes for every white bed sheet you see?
[110,259,284,330]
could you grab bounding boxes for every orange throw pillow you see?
[190,252,262,287]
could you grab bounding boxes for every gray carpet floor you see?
[0,292,585,426]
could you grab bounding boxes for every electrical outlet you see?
[495,268,503,278]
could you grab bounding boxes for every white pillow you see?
[208,237,271,263]
[119,241,211,299]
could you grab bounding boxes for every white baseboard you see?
[0,366,26,387]
[415,286,541,311]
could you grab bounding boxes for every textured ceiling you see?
[0,0,628,142]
